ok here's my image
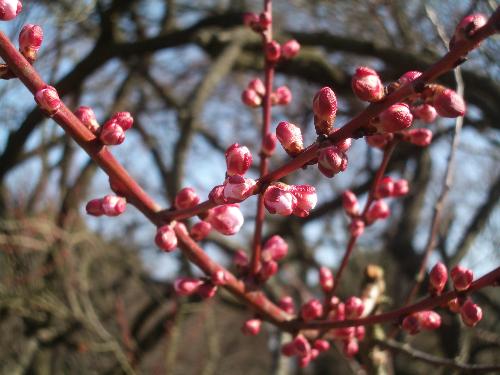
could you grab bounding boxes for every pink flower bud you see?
[241,88,262,107]
[75,106,100,133]
[405,128,433,147]
[19,24,43,61]
[281,342,297,357]
[460,299,482,327]
[355,326,366,341]
[313,86,337,134]
[276,121,304,157]
[317,146,347,178]
[313,339,330,353]
[243,12,259,28]
[262,235,288,262]
[366,133,393,149]
[377,103,413,133]
[86,198,104,216]
[197,282,217,299]
[330,301,345,321]
[206,204,244,235]
[265,40,281,62]
[208,185,227,205]
[450,265,473,291]
[398,71,422,86]
[392,179,409,197]
[411,104,437,123]
[345,296,364,319]
[450,14,488,49]
[366,200,390,223]
[155,225,178,252]
[175,187,200,210]
[419,310,441,330]
[343,339,359,357]
[351,67,384,102]
[333,327,355,340]
[174,277,202,296]
[433,88,466,118]
[402,314,420,335]
[342,190,359,216]
[234,249,249,268]
[429,262,448,294]
[263,183,297,216]
[272,85,292,106]
[100,121,125,145]
[225,143,252,176]
[279,296,295,314]
[349,219,365,237]
[300,299,323,321]
[190,221,211,241]
[0,0,21,21]
[247,78,265,97]
[109,112,133,131]
[290,184,317,217]
[299,355,311,368]
[375,176,394,198]
[319,266,334,293]
[262,132,277,156]
[282,39,300,59]
[293,334,311,357]
[101,195,126,216]
[241,318,262,336]
[35,86,61,116]
[223,175,256,202]
[258,260,278,282]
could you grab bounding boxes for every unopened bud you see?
[282,39,300,59]
[272,85,292,106]
[241,318,262,336]
[419,310,442,330]
[313,86,337,134]
[259,260,278,282]
[450,14,488,49]
[343,339,359,357]
[433,88,466,118]
[451,265,473,291]
[206,204,244,235]
[241,88,262,107]
[19,24,43,62]
[318,146,347,178]
[263,183,297,216]
[247,78,266,97]
[342,190,359,216]
[411,104,437,124]
[75,106,100,133]
[35,86,61,116]
[402,313,420,335]
[276,121,304,157]
[262,235,288,262]
[405,128,433,147]
[392,179,409,196]
[460,299,482,327]
[319,266,334,293]
[262,132,277,156]
[345,296,364,319]
[225,143,252,176]
[377,103,413,133]
[101,195,126,216]
[375,176,394,198]
[0,0,21,21]
[234,249,249,268]
[208,185,227,205]
[175,187,200,209]
[155,225,177,252]
[279,296,295,314]
[223,175,256,202]
[355,326,366,341]
[197,282,217,299]
[366,200,390,223]
[190,221,211,241]
[290,184,317,217]
[351,67,384,102]
[313,339,330,353]
[366,133,393,149]
[86,198,104,216]
[429,262,448,294]
[398,71,422,86]
[100,121,125,145]
[174,277,202,296]
[265,40,281,62]
[300,299,323,321]
[349,219,365,237]
[293,334,311,357]
[243,12,259,28]
[109,112,133,131]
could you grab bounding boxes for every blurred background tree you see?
[0,0,499,374]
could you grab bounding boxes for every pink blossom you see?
[223,175,256,202]
[290,184,317,217]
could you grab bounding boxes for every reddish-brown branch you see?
[251,0,274,276]
[331,141,397,295]
[159,11,499,223]
[285,266,500,331]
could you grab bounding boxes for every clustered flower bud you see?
[313,86,337,135]
[263,183,317,217]
[276,121,304,157]
[300,299,323,321]
[375,176,409,198]
[206,204,244,235]
[99,112,134,146]
[35,86,61,116]
[19,24,43,62]
[271,85,292,106]
[242,78,265,107]
[290,184,318,217]
[225,143,252,176]
[75,106,100,133]
[402,310,442,335]
[155,224,178,252]
[351,67,384,102]
[429,262,448,294]
[365,199,390,223]
[85,195,126,217]
[345,296,364,319]
[450,265,473,291]
[0,0,22,21]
